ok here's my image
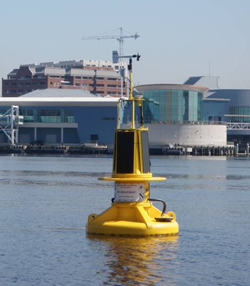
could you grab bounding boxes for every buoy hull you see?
[86,202,179,236]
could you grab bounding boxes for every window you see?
[141,89,203,124]
[103,117,115,120]
[20,108,76,123]
[91,134,98,142]
[229,106,250,122]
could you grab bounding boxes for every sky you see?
[0,0,250,95]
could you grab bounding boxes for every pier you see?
[0,143,108,155]
[0,143,249,156]
[151,144,249,156]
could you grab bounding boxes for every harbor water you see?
[0,155,249,286]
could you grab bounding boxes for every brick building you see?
[2,60,127,97]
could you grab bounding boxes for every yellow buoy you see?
[86,54,179,236]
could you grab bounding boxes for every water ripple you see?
[0,170,110,178]
[156,173,250,181]
[0,178,111,188]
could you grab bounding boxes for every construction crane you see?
[82,27,139,56]
[82,27,140,97]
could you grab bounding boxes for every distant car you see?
[30,140,44,146]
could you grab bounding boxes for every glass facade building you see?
[19,108,75,123]
[203,89,250,124]
[135,84,207,123]
[202,88,250,145]
[228,106,250,123]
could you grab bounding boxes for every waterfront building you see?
[135,84,227,147]
[2,59,127,98]
[0,89,118,145]
[185,76,250,146]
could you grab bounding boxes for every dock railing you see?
[123,118,227,126]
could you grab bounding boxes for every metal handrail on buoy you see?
[148,198,166,216]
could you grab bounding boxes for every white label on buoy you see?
[114,183,145,202]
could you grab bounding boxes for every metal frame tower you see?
[0,106,23,144]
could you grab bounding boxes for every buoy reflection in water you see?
[87,235,179,286]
